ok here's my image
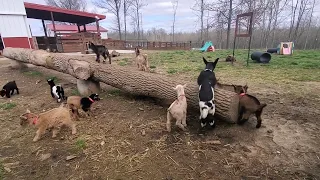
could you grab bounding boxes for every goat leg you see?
[16,88,19,94]
[255,111,262,128]
[166,111,173,132]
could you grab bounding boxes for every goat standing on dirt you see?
[197,57,219,128]
[166,84,188,132]
[19,105,77,142]
[88,42,112,64]
[66,93,100,120]
[0,80,19,98]
[134,47,150,72]
[236,86,267,128]
[47,79,65,103]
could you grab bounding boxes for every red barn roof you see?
[46,24,108,32]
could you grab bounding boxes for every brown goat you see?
[134,47,150,72]
[215,81,248,94]
[238,92,267,128]
[225,55,236,63]
[20,105,76,142]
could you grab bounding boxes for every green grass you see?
[148,49,320,83]
[0,103,16,110]
[46,76,59,83]
[118,58,131,66]
[22,70,43,77]
[70,89,80,96]
[107,89,121,96]
[75,139,86,150]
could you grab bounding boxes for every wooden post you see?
[83,25,87,32]
[77,24,81,32]
[96,19,100,36]
[41,19,50,51]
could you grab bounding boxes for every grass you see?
[0,103,16,110]
[46,76,59,83]
[70,89,80,96]
[22,70,43,77]
[118,58,132,66]
[148,49,320,83]
[75,139,86,150]
[107,89,122,96]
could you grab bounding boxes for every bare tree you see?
[130,0,147,42]
[124,0,132,41]
[93,0,122,40]
[171,0,179,42]
[45,0,87,11]
[304,0,316,49]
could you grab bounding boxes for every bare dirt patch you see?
[0,57,319,180]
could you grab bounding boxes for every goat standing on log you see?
[166,84,187,132]
[88,42,111,64]
[134,47,150,72]
[197,57,219,128]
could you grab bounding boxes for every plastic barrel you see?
[267,48,277,53]
[251,52,271,63]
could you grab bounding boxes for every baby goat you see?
[88,42,111,64]
[19,105,77,142]
[0,81,19,98]
[66,93,100,120]
[237,85,267,128]
[134,47,150,72]
[197,57,219,128]
[166,84,187,132]
[47,79,65,103]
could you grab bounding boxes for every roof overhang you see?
[24,2,106,25]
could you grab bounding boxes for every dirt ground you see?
[0,54,319,180]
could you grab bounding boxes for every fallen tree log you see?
[3,47,239,123]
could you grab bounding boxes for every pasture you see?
[0,49,319,180]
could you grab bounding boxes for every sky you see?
[24,0,200,36]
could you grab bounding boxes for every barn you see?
[0,0,106,53]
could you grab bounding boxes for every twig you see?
[225,158,229,165]
[167,155,179,166]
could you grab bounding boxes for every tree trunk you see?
[3,47,240,123]
[226,0,232,49]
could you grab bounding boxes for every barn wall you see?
[0,0,32,49]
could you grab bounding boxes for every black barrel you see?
[267,48,277,53]
[251,52,271,63]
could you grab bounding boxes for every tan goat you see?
[134,47,150,72]
[166,84,188,132]
[20,104,77,142]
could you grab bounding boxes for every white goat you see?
[166,84,187,132]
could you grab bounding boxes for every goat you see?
[238,89,267,128]
[134,47,150,72]
[47,79,65,103]
[166,84,187,132]
[197,57,219,128]
[225,55,236,63]
[215,82,248,94]
[0,81,19,98]
[88,42,111,64]
[19,105,77,142]
[66,93,100,120]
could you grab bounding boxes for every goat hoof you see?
[103,61,106,64]
[201,122,206,128]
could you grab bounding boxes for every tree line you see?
[46,0,320,49]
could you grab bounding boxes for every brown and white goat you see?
[237,85,267,128]
[166,84,188,132]
[134,47,150,72]
[20,105,77,142]
[66,93,100,120]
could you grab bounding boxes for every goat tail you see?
[258,103,267,111]
[201,108,209,119]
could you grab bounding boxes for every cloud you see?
[24,0,200,36]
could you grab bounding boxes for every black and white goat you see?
[47,79,65,103]
[197,57,219,128]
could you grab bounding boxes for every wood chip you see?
[138,107,144,111]
[66,155,77,161]
[4,167,11,173]
[141,129,146,136]
[100,141,105,146]
[39,153,51,161]
[204,140,222,145]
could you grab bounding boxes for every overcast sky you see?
[24,0,200,36]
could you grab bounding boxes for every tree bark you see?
[3,47,239,123]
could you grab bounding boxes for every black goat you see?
[88,42,111,64]
[0,81,19,98]
[197,57,219,128]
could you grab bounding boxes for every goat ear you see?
[212,58,219,70]
[203,57,208,64]
[183,83,187,88]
